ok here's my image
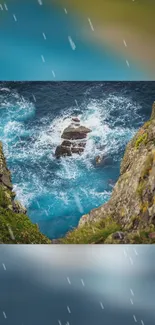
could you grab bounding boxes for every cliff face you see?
[62,102,155,244]
[0,142,50,244]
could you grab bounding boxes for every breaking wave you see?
[0,82,152,239]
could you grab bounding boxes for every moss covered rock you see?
[60,217,121,244]
[0,207,51,244]
[0,141,50,244]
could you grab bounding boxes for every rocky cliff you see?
[2,103,155,244]
[61,102,155,244]
[0,142,50,244]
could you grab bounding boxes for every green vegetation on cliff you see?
[61,102,155,244]
[1,102,155,244]
[61,217,121,244]
[0,206,51,244]
[60,219,155,244]
[0,142,50,244]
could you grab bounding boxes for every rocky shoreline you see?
[0,142,50,244]
[1,103,155,244]
[0,141,27,214]
[61,102,155,244]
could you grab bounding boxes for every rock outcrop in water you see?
[61,102,155,244]
[2,103,155,244]
[0,142,50,244]
[55,117,91,158]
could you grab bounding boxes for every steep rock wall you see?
[61,102,155,244]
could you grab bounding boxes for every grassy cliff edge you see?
[61,102,155,244]
[0,142,50,244]
[1,102,155,244]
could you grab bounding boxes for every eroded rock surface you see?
[0,141,50,243]
[0,141,26,214]
[55,117,91,158]
[61,102,155,244]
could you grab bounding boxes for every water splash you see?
[0,83,148,239]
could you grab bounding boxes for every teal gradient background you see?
[0,0,151,80]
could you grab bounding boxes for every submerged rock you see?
[55,118,91,158]
[95,155,102,165]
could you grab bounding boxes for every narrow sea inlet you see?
[0,81,154,239]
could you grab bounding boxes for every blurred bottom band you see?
[0,245,155,325]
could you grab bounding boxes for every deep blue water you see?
[0,81,154,239]
[0,0,148,80]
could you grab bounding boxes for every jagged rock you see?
[0,141,50,244]
[0,174,13,190]
[72,117,80,123]
[61,125,91,140]
[55,145,72,158]
[55,118,91,158]
[61,140,72,147]
[151,101,155,119]
[78,102,155,230]
[0,141,27,213]
[76,142,86,148]
[71,147,84,154]
[61,141,86,148]
[0,142,12,190]
[13,200,27,214]
[55,143,85,158]
[61,102,155,244]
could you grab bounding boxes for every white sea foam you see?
[13,183,34,207]
[0,86,144,221]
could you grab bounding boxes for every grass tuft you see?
[60,217,120,244]
[0,207,51,244]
